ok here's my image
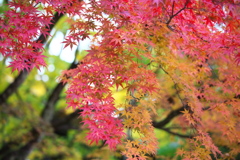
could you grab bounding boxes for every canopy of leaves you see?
[0,0,240,160]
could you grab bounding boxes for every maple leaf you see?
[62,36,78,49]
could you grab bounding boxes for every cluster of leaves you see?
[1,0,240,159]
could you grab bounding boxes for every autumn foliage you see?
[1,0,240,159]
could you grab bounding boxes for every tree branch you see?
[166,0,190,30]
[0,109,83,159]
[152,105,188,128]
[0,69,28,105]
[41,61,79,122]
[171,1,175,17]
[52,109,83,136]
[0,60,79,160]
[160,127,193,138]
[0,12,65,160]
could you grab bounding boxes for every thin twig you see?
[161,128,193,138]
[166,0,190,30]
[152,105,188,128]
[171,1,175,17]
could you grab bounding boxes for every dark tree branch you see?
[3,0,9,4]
[166,0,189,25]
[152,106,188,128]
[10,61,78,159]
[52,109,83,136]
[160,127,193,138]
[37,13,64,44]
[52,109,82,127]
[0,12,65,160]
[152,105,197,139]
[0,69,28,105]
[0,60,79,160]
[41,61,78,122]
[0,109,83,159]
[171,1,175,17]
[166,0,190,30]
[0,128,41,160]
